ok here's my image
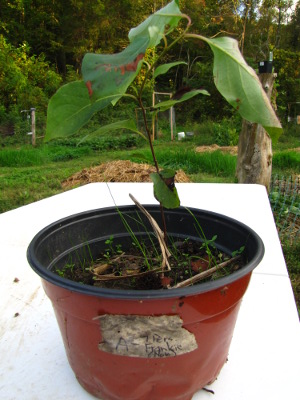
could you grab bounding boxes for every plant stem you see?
[160,203,168,242]
[137,97,160,173]
[135,14,192,240]
[137,13,192,170]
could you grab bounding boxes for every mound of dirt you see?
[195,144,238,155]
[62,160,190,189]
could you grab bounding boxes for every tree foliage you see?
[0,35,62,120]
[273,48,300,119]
[0,0,299,124]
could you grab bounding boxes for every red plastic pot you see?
[27,206,264,400]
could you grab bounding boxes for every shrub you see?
[212,119,240,146]
[0,36,62,128]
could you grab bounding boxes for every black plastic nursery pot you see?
[27,205,264,400]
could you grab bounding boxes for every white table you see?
[1,183,299,400]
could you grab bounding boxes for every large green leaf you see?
[82,0,182,104]
[45,81,120,141]
[82,36,148,103]
[46,1,183,141]
[152,89,210,112]
[200,36,282,140]
[128,0,182,47]
[150,171,180,209]
[154,61,187,79]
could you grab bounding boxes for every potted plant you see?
[27,2,281,399]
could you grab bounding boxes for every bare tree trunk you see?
[236,73,277,192]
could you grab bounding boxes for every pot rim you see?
[27,205,265,300]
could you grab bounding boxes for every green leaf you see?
[46,1,183,141]
[150,172,180,209]
[152,89,210,112]
[82,0,182,104]
[199,36,282,140]
[154,61,187,79]
[82,36,148,103]
[45,81,119,141]
[128,0,182,47]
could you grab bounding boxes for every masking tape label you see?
[97,314,198,358]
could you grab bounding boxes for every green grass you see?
[156,148,237,177]
[272,151,300,174]
[0,145,92,167]
[0,132,142,212]
[1,129,299,213]
[0,152,119,212]
[273,124,300,151]
[126,146,237,177]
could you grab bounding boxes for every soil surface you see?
[56,239,245,290]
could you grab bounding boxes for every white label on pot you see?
[97,314,197,358]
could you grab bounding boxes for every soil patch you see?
[57,238,244,290]
[195,144,238,155]
[195,145,300,155]
[62,160,190,189]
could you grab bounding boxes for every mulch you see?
[62,160,190,189]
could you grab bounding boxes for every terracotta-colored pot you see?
[27,206,264,400]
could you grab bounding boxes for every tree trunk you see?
[236,73,276,192]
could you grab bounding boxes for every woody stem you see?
[137,98,168,241]
[138,98,159,174]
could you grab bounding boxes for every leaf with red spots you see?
[82,37,148,103]
[82,0,182,104]
[45,0,183,140]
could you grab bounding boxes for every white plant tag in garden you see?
[97,314,198,358]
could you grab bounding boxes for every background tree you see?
[0,0,299,128]
[273,48,300,120]
[0,35,61,127]
[288,1,300,50]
